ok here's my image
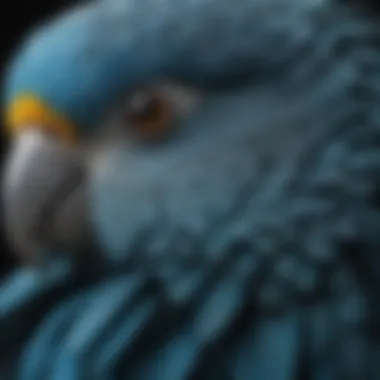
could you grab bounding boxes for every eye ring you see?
[124,90,173,140]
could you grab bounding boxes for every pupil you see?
[129,93,158,119]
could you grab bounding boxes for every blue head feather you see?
[4,0,319,132]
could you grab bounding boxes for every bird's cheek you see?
[87,160,132,260]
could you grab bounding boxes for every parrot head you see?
[1,0,372,267]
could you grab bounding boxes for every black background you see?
[0,0,379,275]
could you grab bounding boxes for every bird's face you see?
[88,82,317,264]
[2,0,339,265]
[3,78,318,265]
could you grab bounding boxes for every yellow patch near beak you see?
[5,94,77,143]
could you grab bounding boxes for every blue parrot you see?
[1,0,380,378]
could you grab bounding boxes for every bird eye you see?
[124,90,173,140]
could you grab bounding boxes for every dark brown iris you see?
[125,91,172,139]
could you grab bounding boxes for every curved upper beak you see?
[2,129,89,263]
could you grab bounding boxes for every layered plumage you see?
[1,0,380,379]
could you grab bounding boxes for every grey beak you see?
[2,130,89,263]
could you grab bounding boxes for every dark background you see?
[0,0,379,276]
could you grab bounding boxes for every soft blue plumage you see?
[6,0,325,131]
[1,0,380,379]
